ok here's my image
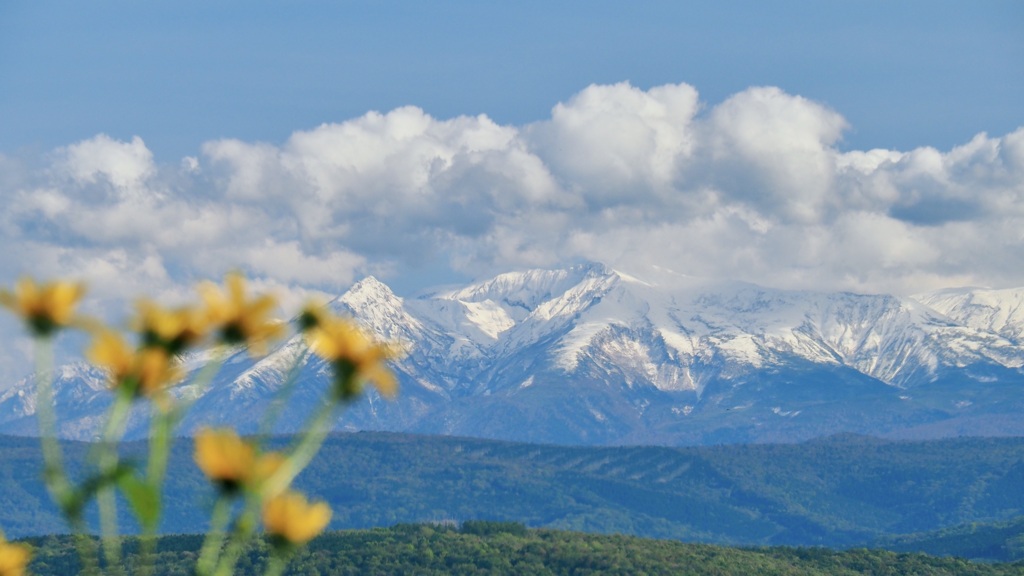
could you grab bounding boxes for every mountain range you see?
[2,262,1023,445]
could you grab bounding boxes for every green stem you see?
[262,550,291,576]
[204,344,317,575]
[261,399,336,498]
[136,347,228,575]
[212,498,260,576]
[195,495,234,576]
[34,337,71,507]
[95,489,123,575]
[69,521,101,576]
[158,347,232,576]
[135,531,156,576]
[257,345,310,444]
[95,388,133,576]
[34,337,101,575]
[174,346,228,419]
[134,401,172,576]
[145,404,172,487]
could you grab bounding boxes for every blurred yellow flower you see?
[198,273,284,355]
[0,277,85,336]
[194,427,284,493]
[134,299,211,355]
[253,451,286,487]
[0,535,30,576]
[296,300,328,333]
[86,330,181,398]
[305,311,399,400]
[194,427,254,491]
[262,490,331,546]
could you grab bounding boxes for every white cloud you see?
[525,82,700,207]
[694,86,848,224]
[2,83,1024,380]
[59,134,154,191]
[242,239,365,287]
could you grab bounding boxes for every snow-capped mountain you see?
[3,263,1024,445]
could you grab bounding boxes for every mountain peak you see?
[340,276,399,309]
[348,275,393,294]
[435,262,610,311]
[334,276,427,344]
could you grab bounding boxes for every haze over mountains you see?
[2,263,1023,445]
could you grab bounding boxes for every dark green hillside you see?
[0,435,90,536]
[294,432,1024,546]
[877,515,1024,563]
[2,433,1024,548]
[24,524,1024,576]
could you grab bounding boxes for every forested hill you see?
[876,515,1024,563]
[2,433,1024,548]
[23,523,1024,576]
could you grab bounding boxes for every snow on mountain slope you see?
[333,277,476,388]
[0,362,125,438]
[538,274,954,390]
[336,276,427,345]
[431,264,602,320]
[613,277,1019,387]
[3,263,1024,445]
[914,287,1024,342]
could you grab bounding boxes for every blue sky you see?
[1,1,1023,380]
[2,1,1021,158]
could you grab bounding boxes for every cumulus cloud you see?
[696,87,848,223]
[60,134,155,191]
[2,81,1024,380]
[525,82,700,207]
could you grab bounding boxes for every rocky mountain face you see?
[2,263,1023,445]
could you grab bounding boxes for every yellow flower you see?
[194,427,253,492]
[296,300,328,333]
[262,490,331,546]
[0,535,31,576]
[194,427,284,493]
[0,277,85,336]
[134,299,211,354]
[86,330,181,398]
[305,311,399,400]
[198,273,284,355]
[253,451,287,487]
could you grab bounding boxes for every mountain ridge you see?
[2,263,1023,444]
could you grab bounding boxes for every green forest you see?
[877,515,1024,563]
[3,432,1024,554]
[22,522,1024,576]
